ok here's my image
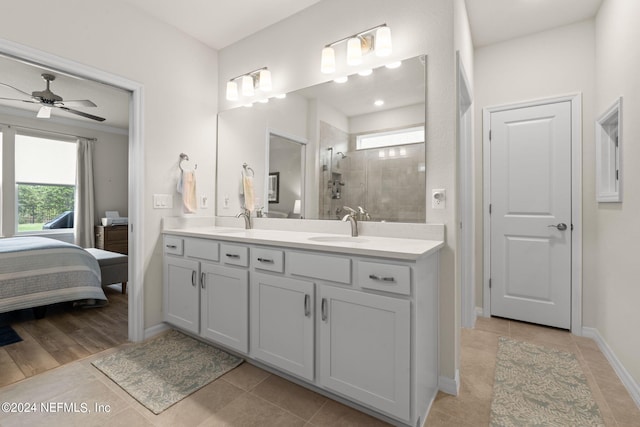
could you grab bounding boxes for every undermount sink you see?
[307,236,369,243]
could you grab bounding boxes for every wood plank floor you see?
[0,284,127,387]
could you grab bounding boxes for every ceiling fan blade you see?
[0,96,38,104]
[57,99,97,108]
[57,105,106,122]
[0,81,33,98]
[37,106,52,118]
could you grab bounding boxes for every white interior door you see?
[490,101,572,329]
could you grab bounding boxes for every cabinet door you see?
[164,257,200,334]
[251,273,314,381]
[200,263,249,353]
[319,286,410,421]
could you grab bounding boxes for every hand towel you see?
[180,170,197,213]
[242,175,255,212]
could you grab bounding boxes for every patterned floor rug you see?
[92,329,243,414]
[490,337,604,427]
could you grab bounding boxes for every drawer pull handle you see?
[257,257,274,264]
[225,253,240,259]
[200,272,205,289]
[191,270,196,287]
[369,274,396,283]
[321,298,328,322]
[166,244,178,249]
[304,294,311,317]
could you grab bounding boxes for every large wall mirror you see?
[217,54,426,223]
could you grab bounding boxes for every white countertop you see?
[163,226,444,261]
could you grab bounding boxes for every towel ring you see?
[242,163,254,177]
[179,153,197,171]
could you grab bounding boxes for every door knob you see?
[548,223,568,231]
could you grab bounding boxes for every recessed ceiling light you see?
[385,61,402,69]
[358,69,373,76]
[334,76,348,83]
[374,99,384,106]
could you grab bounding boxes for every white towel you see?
[242,175,255,212]
[178,170,197,213]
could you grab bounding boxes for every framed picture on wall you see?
[268,172,279,203]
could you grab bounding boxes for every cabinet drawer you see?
[106,227,128,242]
[252,248,284,273]
[289,252,351,284]
[358,261,410,295]
[164,236,184,256]
[221,244,249,267]
[185,238,219,262]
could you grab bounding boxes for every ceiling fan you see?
[0,73,105,122]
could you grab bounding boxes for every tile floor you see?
[0,317,638,426]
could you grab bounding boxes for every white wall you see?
[594,0,640,387]
[220,0,460,380]
[473,20,596,315]
[0,0,219,328]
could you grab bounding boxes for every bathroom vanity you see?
[162,226,443,427]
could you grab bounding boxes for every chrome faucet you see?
[341,206,358,237]
[236,209,252,229]
[357,206,371,221]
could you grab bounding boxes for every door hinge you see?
[489,204,492,215]
[571,223,574,231]
[615,135,619,147]
[489,278,492,289]
[459,221,463,230]
[489,130,492,141]
[616,169,619,181]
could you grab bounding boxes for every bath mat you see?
[0,325,22,347]
[91,329,242,414]
[490,336,604,427]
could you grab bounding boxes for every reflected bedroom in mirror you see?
[217,54,426,223]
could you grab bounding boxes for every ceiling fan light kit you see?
[0,73,105,121]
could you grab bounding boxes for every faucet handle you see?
[343,206,357,215]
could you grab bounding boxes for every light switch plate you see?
[200,194,209,209]
[153,194,173,209]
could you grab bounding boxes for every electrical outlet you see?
[432,189,446,209]
[200,195,209,209]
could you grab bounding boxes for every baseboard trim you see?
[582,327,640,408]
[438,369,460,396]
[144,322,170,340]
[475,306,484,317]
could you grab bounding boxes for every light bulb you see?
[375,26,392,57]
[321,46,336,74]
[259,69,272,92]
[374,99,384,106]
[241,75,254,97]
[347,37,362,66]
[226,81,238,101]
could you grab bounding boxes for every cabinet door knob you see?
[200,272,205,289]
[321,298,328,322]
[304,294,311,317]
[191,270,196,287]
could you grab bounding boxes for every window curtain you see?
[74,138,95,248]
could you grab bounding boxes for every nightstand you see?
[95,224,128,255]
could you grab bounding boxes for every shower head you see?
[336,151,347,158]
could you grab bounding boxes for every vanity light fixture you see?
[225,67,272,100]
[320,23,392,74]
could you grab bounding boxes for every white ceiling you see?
[465,0,603,47]
[118,0,323,50]
[0,0,606,130]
